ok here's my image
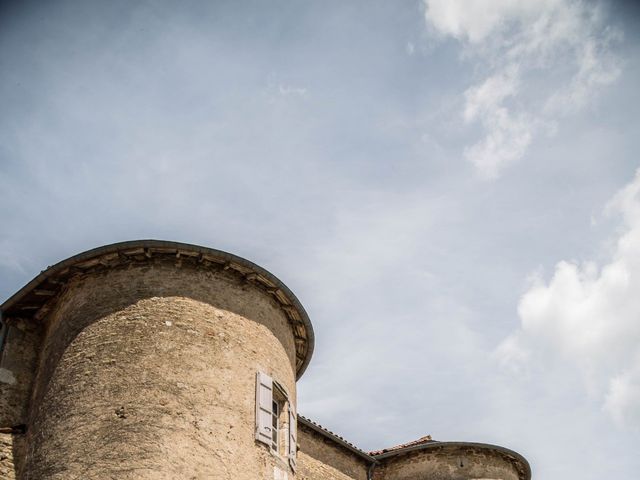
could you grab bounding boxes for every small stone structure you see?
[0,240,530,480]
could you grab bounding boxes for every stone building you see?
[0,240,530,480]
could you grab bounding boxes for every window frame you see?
[271,381,288,455]
[255,371,297,471]
[271,398,280,452]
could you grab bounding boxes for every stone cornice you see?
[371,441,531,480]
[0,240,315,379]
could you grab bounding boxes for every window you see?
[271,398,279,451]
[255,371,297,471]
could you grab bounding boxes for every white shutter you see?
[288,403,297,471]
[256,371,273,446]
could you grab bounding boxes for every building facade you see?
[0,240,530,480]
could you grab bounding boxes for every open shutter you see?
[256,371,273,446]
[288,403,297,471]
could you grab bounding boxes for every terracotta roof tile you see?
[369,435,434,456]
[298,415,435,460]
[298,415,373,460]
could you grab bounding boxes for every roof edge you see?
[0,239,315,379]
[296,416,530,480]
[371,441,531,480]
[298,415,375,463]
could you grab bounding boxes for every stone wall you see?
[373,444,524,480]
[0,241,531,480]
[9,259,299,479]
[297,423,369,480]
[0,318,43,479]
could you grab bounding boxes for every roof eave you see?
[371,441,531,480]
[0,239,315,379]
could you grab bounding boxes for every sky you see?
[1,0,639,478]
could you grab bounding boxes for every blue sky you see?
[1,1,640,478]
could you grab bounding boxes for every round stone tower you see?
[0,240,313,480]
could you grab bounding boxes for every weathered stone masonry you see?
[0,240,530,480]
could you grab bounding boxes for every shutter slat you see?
[255,372,273,446]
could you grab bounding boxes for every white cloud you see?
[423,0,621,178]
[461,66,534,179]
[603,356,640,427]
[424,0,556,44]
[406,41,415,55]
[545,31,622,114]
[278,84,308,97]
[497,170,640,429]
[463,107,533,180]
[462,66,519,122]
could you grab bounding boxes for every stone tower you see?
[0,240,313,479]
[0,240,530,480]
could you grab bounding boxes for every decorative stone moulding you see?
[0,239,314,378]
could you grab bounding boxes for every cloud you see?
[497,170,640,429]
[461,66,534,179]
[463,108,533,180]
[423,0,621,178]
[604,357,640,427]
[406,41,415,55]
[424,0,553,44]
[462,67,519,123]
[544,27,622,114]
[277,85,308,98]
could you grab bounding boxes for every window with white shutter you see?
[255,371,273,446]
[288,403,297,471]
[256,371,295,470]
[272,382,288,454]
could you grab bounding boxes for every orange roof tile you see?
[369,435,434,456]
